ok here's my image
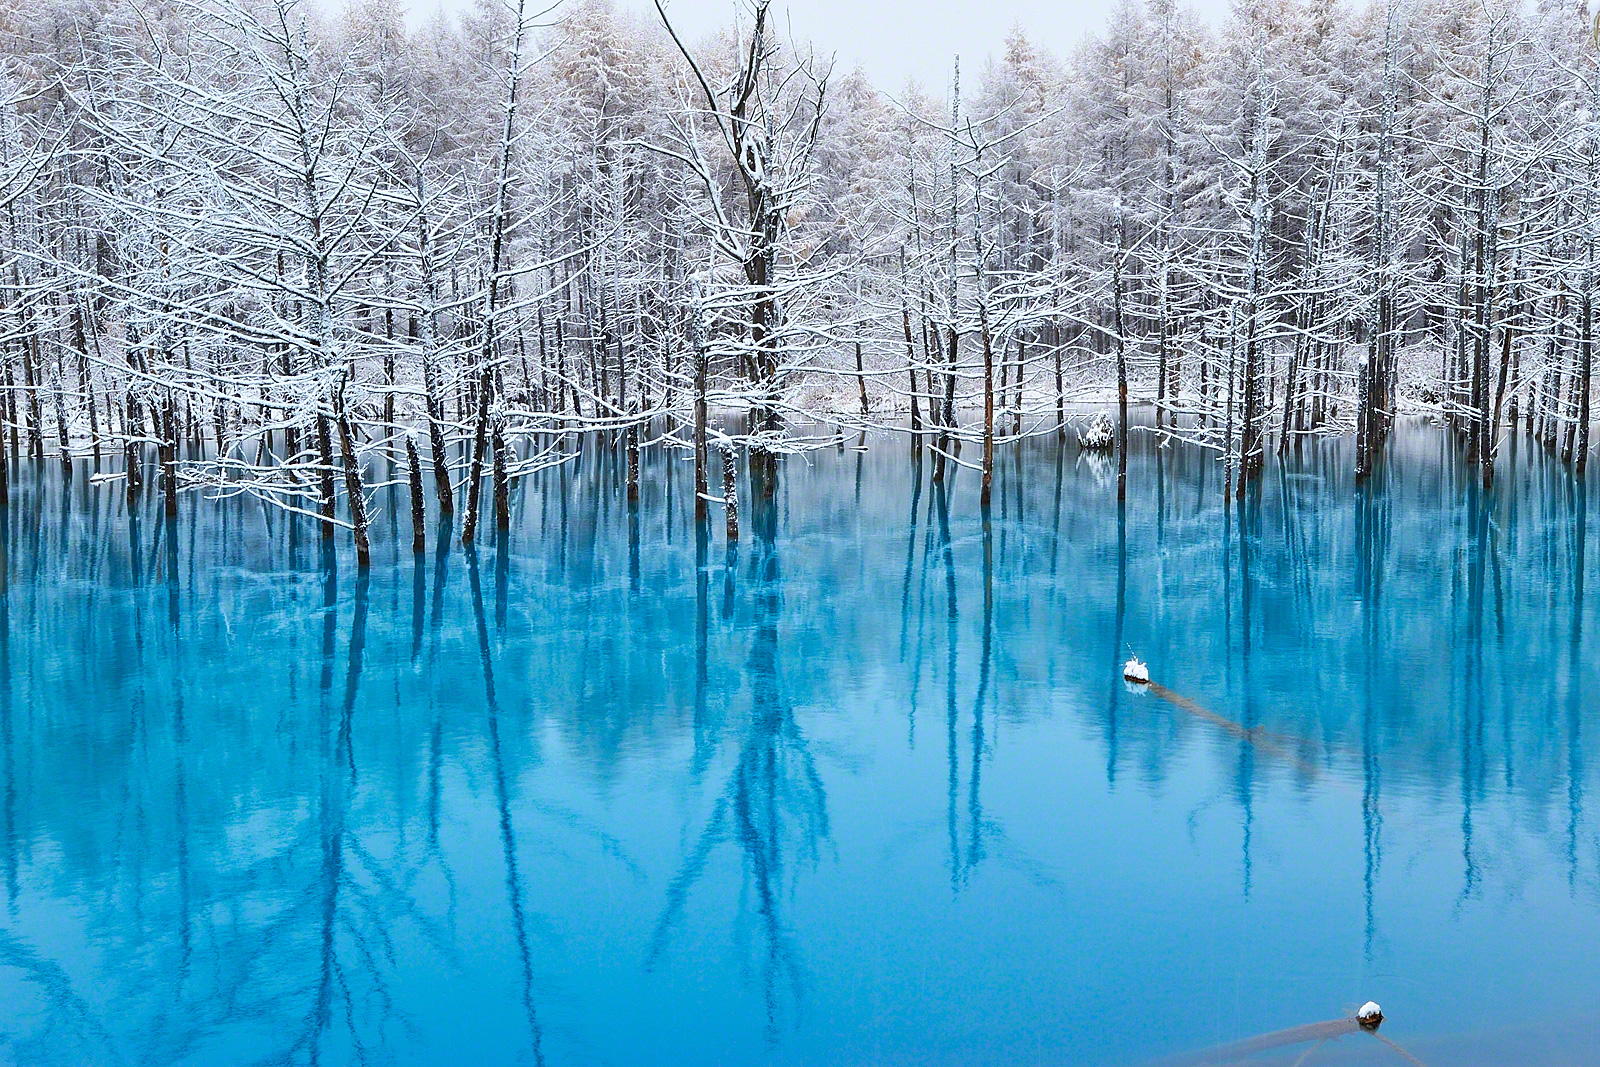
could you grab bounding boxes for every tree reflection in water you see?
[0,421,1593,1064]
[650,469,829,1045]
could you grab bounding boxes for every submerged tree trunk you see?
[693,342,708,522]
[316,413,337,539]
[336,408,370,566]
[124,396,143,503]
[903,296,922,447]
[722,446,739,543]
[160,395,177,518]
[625,423,639,504]
[855,342,869,417]
[407,435,426,553]
[493,417,512,531]
[461,368,492,547]
[1113,249,1130,502]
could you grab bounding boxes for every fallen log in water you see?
[1143,680,1322,780]
[1118,679,1431,1066]
[1149,1004,1424,1066]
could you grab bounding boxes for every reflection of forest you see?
[0,422,1594,1059]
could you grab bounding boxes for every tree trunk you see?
[407,436,426,553]
[722,447,739,543]
[336,409,370,566]
[316,414,337,539]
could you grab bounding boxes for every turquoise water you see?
[0,422,1596,1065]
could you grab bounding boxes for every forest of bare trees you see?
[0,0,1596,556]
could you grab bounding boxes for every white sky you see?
[384,0,1229,90]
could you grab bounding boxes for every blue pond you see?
[0,421,1596,1064]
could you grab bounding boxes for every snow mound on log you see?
[1080,412,1115,451]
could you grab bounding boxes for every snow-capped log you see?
[1080,413,1116,452]
[1122,657,1150,684]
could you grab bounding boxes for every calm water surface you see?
[0,421,1597,1064]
